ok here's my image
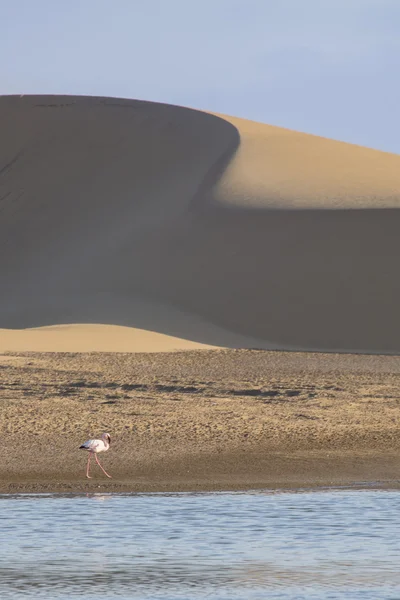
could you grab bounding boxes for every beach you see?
[1,349,400,493]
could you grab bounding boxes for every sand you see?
[1,95,400,492]
[1,95,400,353]
[1,349,400,493]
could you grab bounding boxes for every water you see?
[1,489,400,599]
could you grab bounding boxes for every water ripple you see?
[1,489,400,599]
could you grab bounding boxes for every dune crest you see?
[1,95,399,353]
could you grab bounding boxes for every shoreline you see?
[1,450,399,495]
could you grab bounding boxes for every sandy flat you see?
[0,95,400,353]
[1,349,400,493]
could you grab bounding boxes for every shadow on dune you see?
[0,95,248,348]
[133,204,400,353]
[1,95,400,353]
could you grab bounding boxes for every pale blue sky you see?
[2,0,399,153]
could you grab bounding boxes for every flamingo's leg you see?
[86,453,92,479]
[95,454,112,478]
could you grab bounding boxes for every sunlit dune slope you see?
[0,95,399,353]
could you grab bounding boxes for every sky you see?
[2,0,400,153]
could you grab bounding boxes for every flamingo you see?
[79,433,112,479]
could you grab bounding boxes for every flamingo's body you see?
[79,432,112,479]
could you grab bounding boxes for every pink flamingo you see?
[79,433,112,479]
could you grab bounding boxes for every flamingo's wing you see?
[80,438,102,451]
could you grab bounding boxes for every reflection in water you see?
[1,490,400,599]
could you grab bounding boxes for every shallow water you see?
[1,488,400,599]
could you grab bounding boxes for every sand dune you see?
[1,95,400,353]
[0,325,217,353]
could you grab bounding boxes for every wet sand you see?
[1,349,400,493]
